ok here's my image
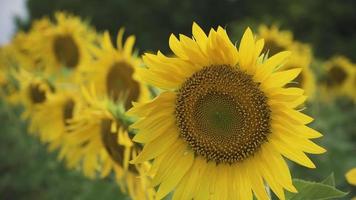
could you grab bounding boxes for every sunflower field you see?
[0,0,355,200]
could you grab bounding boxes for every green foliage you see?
[285,178,347,200]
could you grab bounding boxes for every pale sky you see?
[0,0,27,45]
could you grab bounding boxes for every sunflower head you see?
[84,29,150,109]
[25,12,98,82]
[129,23,325,200]
[57,86,154,200]
[321,56,355,101]
[28,89,81,145]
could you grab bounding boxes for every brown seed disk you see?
[106,62,140,109]
[62,98,75,126]
[29,83,47,104]
[53,34,80,69]
[326,65,348,87]
[175,65,271,164]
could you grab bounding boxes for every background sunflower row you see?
[0,7,355,200]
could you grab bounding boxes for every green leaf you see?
[286,179,347,200]
[321,173,335,186]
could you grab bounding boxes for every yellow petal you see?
[123,35,135,56]
[195,161,215,200]
[245,159,269,200]
[133,123,175,143]
[116,28,125,50]
[234,163,253,200]
[272,124,326,154]
[155,148,194,200]
[346,168,356,185]
[172,157,207,200]
[131,129,178,163]
[169,34,188,59]
[271,139,316,168]
[239,27,255,72]
[192,22,208,49]
[254,51,291,82]
[262,68,302,90]
[127,91,175,117]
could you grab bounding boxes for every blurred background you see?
[1,0,355,199]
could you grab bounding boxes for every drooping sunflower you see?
[258,25,316,99]
[28,12,97,81]
[321,56,356,101]
[83,29,150,105]
[57,86,154,200]
[128,23,325,200]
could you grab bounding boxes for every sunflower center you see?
[326,65,348,87]
[29,83,47,104]
[263,39,285,56]
[100,118,138,174]
[106,62,140,109]
[176,65,271,164]
[53,34,80,69]
[62,99,75,126]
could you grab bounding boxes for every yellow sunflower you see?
[28,12,97,82]
[84,29,150,105]
[321,56,356,101]
[28,87,82,150]
[16,69,55,123]
[58,86,154,200]
[128,23,325,200]
[258,25,316,99]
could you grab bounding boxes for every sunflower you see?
[321,56,356,101]
[57,86,154,200]
[83,29,150,105]
[128,23,325,200]
[28,12,97,81]
[16,69,55,123]
[28,87,82,150]
[258,25,316,99]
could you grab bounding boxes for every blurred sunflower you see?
[29,12,97,81]
[258,25,316,99]
[84,29,150,105]
[58,86,154,200]
[28,88,82,150]
[128,23,325,200]
[53,30,153,199]
[321,56,356,101]
[16,69,55,124]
